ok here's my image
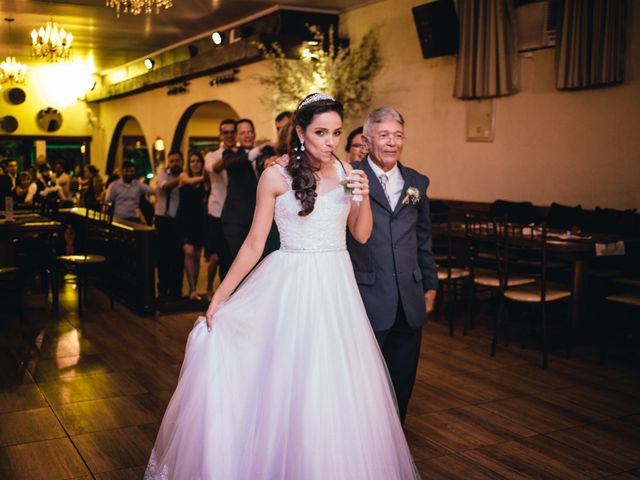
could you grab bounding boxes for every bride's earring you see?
[300,140,305,152]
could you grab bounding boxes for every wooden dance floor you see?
[0,287,638,479]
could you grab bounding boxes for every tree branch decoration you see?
[256,25,381,121]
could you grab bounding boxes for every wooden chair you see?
[56,203,115,314]
[431,211,471,335]
[600,288,640,364]
[464,214,533,335]
[493,223,573,368]
[0,266,23,325]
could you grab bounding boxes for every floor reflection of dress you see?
[144,164,420,479]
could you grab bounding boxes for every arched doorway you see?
[171,100,238,156]
[106,115,152,179]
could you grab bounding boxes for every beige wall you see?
[340,0,640,210]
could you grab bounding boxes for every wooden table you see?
[439,222,639,328]
[0,212,63,265]
[60,208,157,316]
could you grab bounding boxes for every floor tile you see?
[38,371,147,405]
[408,405,537,453]
[0,407,66,446]
[0,437,90,480]
[461,435,620,479]
[25,354,113,382]
[546,419,640,472]
[95,466,147,480]
[477,393,608,434]
[53,395,160,435]
[72,426,154,473]
[0,384,47,413]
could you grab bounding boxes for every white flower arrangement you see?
[256,25,381,122]
[402,187,421,205]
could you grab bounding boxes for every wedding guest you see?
[348,108,438,424]
[14,172,33,205]
[203,119,235,298]
[6,159,18,190]
[105,160,154,222]
[154,151,184,300]
[345,126,368,163]
[217,119,275,264]
[84,174,106,210]
[177,152,209,300]
[25,164,63,207]
[0,163,11,210]
[53,160,72,203]
[275,111,292,133]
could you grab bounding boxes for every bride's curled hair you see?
[287,94,344,216]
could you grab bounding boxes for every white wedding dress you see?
[144,163,420,479]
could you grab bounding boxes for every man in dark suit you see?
[347,107,438,424]
[217,118,274,261]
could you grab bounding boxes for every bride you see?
[144,93,421,479]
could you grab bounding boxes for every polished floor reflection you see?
[0,286,639,479]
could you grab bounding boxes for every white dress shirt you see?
[204,148,228,218]
[367,157,404,210]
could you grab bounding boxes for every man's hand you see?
[275,154,290,167]
[425,289,437,317]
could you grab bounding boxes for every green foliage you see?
[256,25,381,121]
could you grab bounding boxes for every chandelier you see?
[31,20,73,62]
[106,0,174,17]
[1,19,27,86]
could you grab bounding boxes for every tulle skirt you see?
[144,249,420,479]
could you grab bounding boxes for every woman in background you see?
[345,126,368,163]
[177,152,209,300]
[84,174,106,210]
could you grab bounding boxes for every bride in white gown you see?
[144,93,421,479]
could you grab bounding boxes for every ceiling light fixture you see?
[107,0,174,18]
[144,58,155,70]
[31,19,73,62]
[1,18,27,86]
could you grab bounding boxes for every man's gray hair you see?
[363,107,405,137]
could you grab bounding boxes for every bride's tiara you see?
[298,93,335,109]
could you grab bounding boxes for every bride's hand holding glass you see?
[345,169,369,201]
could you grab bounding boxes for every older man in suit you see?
[347,107,438,424]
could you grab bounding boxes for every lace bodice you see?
[274,163,351,252]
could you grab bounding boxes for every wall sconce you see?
[153,137,166,170]
[167,82,189,95]
[209,69,239,87]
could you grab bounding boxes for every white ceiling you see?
[0,0,365,72]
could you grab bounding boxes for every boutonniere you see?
[402,187,421,205]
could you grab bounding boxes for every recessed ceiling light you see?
[144,58,155,70]
[211,31,224,45]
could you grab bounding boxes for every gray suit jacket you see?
[347,159,438,331]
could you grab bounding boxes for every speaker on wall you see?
[1,116,19,133]
[412,0,459,59]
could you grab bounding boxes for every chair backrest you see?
[464,214,504,275]
[80,202,114,255]
[498,223,549,298]
[431,210,455,278]
[32,195,60,218]
[489,199,536,225]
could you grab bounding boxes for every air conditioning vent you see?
[516,0,559,52]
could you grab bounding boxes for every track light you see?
[144,58,155,70]
[211,31,224,45]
